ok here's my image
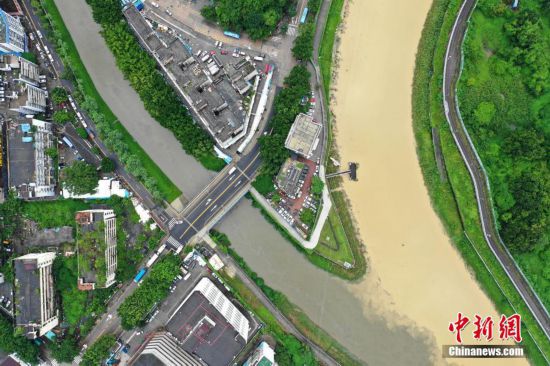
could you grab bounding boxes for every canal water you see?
[53,0,526,364]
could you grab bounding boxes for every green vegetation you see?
[21,51,38,64]
[77,222,108,287]
[251,173,276,195]
[0,192,22,242]
[54,256,88,325]
[32,0,181,201]
[80,334,116,366]
[117,255,180,329]
[23,199,90,228]
[315,207,354,265]
[52,109,74,124]
[61,161,99,195]
[49,335,80,363]
[299,208,316,228]
[318,0,344,97]
[412,0,550,362]
[248,194,364,280]
[210,230,361,365]
[76,127,88,139]
[310,176,324,195]
[0,315,39,364]
[100,157,115,173]
[458,2,549,254]
[292,22,315,61]
[86,0,224,172]
[257,65,311,180]
[200,0,293,40]
[51,86,69,104]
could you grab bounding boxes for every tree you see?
[474,101,496,125]
[61,161,98,195]
[50,87,68,105]
[45,146,58,160]
[0,315,39,364]
[311,176,324,195]
[292,23,315,60]
[76,127,88,139]
[300,208,316,228]
[0,191,22,242]
[81,335,116,366]
[198,0,293,40]
[52,110,74,124]
[50,338,79,363]
[275,334,318,366]
[101,157,116,173]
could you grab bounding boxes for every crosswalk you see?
[167,217,178,229]
[166,235,182,249]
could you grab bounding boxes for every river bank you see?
[331,0,527,364]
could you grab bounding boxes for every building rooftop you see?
[167,278,253,366]
[131,332,205,366]
[276,158,308,200]
[284,113,322,159]
[6,119,55,199]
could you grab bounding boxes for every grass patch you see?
[412,0,550,363]
[248,194,365,280]
[318,0,344,97]
[22,199,91,228]
[314,207,354,265]
[34,0,181,202]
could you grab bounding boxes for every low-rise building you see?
[75,209,117,290]
[284,113,322,159]
[13,252,58,339]
[9,83,47,115]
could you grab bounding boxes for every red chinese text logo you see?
[449,313,521,343]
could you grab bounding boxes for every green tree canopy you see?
[101,157,116,173]
[81,335,116,366]
[61,161,98,195]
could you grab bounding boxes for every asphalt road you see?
[443,0,550,341]
[170,145,262,246]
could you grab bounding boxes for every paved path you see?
[443,0,550,342]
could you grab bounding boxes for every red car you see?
[210,50,216,55]
[221,50,228,55]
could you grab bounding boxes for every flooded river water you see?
[55,0,526,364]
[332,0,526,365]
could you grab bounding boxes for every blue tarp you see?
[22,136,33,143]
[21,123,31,132]
[45,330,56,340]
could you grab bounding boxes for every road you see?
[443,0,550,341]
[169,145,262,246]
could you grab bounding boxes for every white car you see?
[150,1,159,8]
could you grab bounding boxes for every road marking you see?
[179,152,260,240]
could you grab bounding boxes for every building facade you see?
[130,332,205,366]
[13,252,58,339]
[0,9,25,55]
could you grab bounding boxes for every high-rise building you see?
[13,252,58,339]
[0,8,26,54]
[75,209,117,290]
[129,332,205,366]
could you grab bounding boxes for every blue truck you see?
[133,268,147,283]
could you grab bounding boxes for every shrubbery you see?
[0,315,39,364]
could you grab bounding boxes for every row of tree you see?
[256,65,311,185]
[201,0,294,40]
[117,255,180,329]
[86,0,223,171]
[30,0,166,200]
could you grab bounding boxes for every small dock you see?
[326,162,358,181]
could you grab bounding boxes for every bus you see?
[134,268,147,283]
[223,31,240,39]
[300,7,309,24]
